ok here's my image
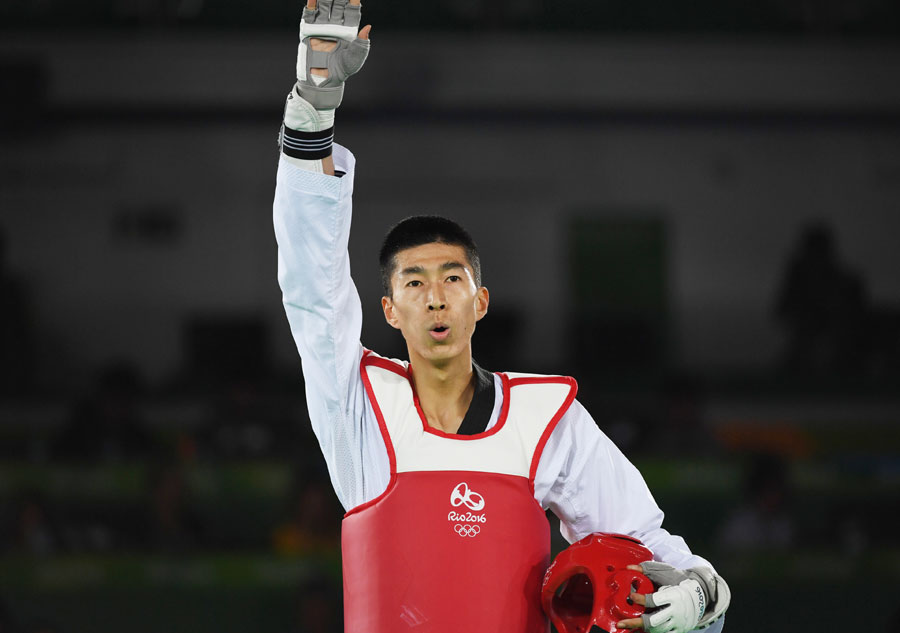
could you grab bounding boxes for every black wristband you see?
[280,124,334,160]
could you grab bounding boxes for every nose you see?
[427,285,446,311]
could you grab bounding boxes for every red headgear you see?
[541,533,655,633]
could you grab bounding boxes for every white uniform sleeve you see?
[534,399,715,572]
[273,145,389,510]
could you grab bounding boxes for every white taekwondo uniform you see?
[273,145,724,633]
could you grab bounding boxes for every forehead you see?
[392,242,472,275]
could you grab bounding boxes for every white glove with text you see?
[639,562,731,633]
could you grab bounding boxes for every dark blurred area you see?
[3,0,900,33]
[2,1,900,632]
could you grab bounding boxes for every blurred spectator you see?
[3,489,127,556]
[272,470,341,557]
[190,369,309,462]
[2,491,61,556]
[717,453,794,551]
[777,0,889,32]
[25,619,60,633]
[868,306,900,376]
[0,596,16,633]
[288,575,343,633]
[775,222,870,375]
[197,378,277,459]
[886,604,900,633]
[654,375,717,456]
[52,362,164,462]
[0,225,36,395]
[143,460,203,552]
[833,506,868,558]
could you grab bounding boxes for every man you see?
[273,1,730,631]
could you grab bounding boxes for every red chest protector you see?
[341,351,577,633]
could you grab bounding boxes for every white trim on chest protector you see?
[364,362,572,477]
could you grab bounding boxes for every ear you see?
[382,296,401,330]
[474,286,489,322]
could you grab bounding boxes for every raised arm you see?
[274,146,362,429]
[273,0,374,508]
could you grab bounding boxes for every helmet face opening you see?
[552,573,594,632]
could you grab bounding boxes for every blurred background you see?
[2,1,900,632]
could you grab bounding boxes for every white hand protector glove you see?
[296,0,370,110]
[642,579,705,633]
[279,0,369,167]
[639,562,731,632]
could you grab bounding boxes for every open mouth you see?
[429,325,450,341]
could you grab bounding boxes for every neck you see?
[408,347,475,434]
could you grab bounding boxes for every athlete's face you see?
[382,243,489,365]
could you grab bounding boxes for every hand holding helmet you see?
[542,536,731,633]
[618,561,732,633]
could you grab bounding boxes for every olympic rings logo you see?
[454,523,481,538]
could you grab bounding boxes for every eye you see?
[406,280,422,287]
[446,275,461,282]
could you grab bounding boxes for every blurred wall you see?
[2,34,899,384]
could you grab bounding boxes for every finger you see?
[348,0,360,6]
[626,564,642,572]
[630,592,648,606]
[331,0,348,21]
[617,617,644,630]
[306,0,317,9]
[358,24,371,39]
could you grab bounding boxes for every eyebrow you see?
[399,261,466,276]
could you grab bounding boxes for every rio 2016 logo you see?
[447,511,486,523]
[449,482,486,538]
[450,482,484,510]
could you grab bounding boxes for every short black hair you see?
[379,215,482,297]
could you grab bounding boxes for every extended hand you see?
[281,0,371,171]
[297,0,372,110]
[308,0,371,79]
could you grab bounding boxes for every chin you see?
[423,346,456,360]
[415,342,462,363]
